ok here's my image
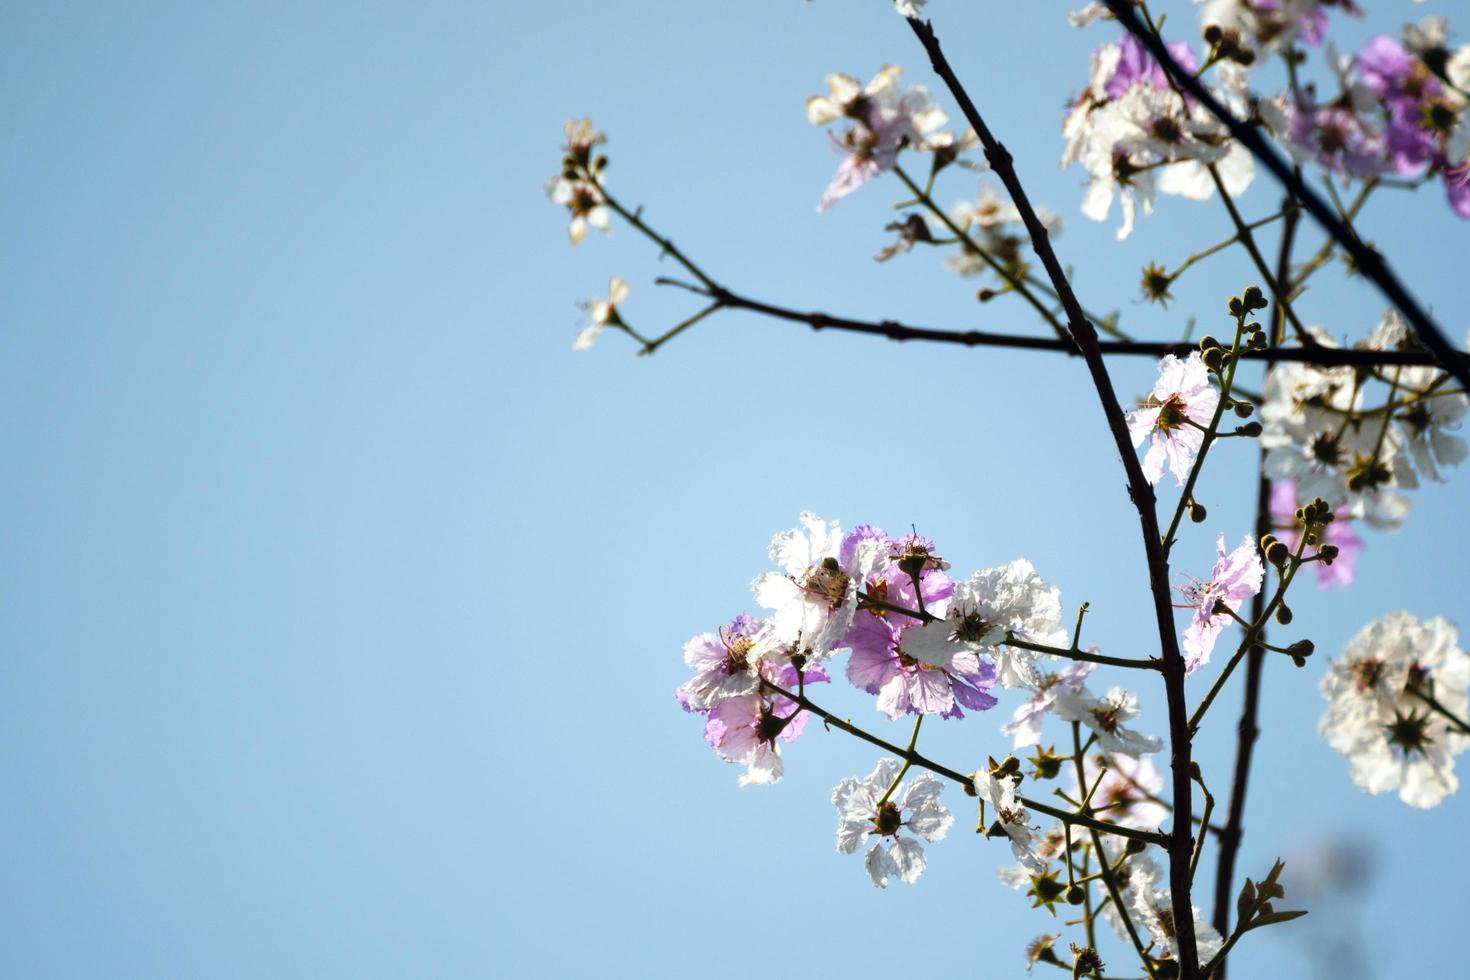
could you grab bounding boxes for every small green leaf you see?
[1246,909,1308,932]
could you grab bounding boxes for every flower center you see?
[1156,395,1187,431]
[802,557,851,610]
[872,801,902,836]
[951,610,994,644]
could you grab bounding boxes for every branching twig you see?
[907,15,1201,977]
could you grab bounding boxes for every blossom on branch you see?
[1127,352,1220,486]
[1179,533,1264,675]
[833,759,952,887]
[1319,611,1470,808]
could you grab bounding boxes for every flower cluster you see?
[545,118,610,244]
[1320,611,1470,808]
[1269,25,1470,216]
[1062,33,1254,238]
[1261,313,1467,537]
[678,513,1078,784]
[806,66,971,211]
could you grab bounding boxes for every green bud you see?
[1065,884,1086,906]
[1188,499,1207,523]
[1242,284,1267,310]
[1202,347,1226,372]
[1319,544,1340,563]
[1199,334,1222,351]
[1236,421,1263,437]
[1264,539,1291,567]
[1276,604,1293,625]
[1234,400,1255,418]
[1126,837,1148,855]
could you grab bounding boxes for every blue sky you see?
[3,1,1466,977]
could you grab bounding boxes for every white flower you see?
[573,276,629,351]
[902,559,1067,688]
[1134,886,1225,964]
[547,176,610,245]
[972,768,1046,872]
[1080,142,1156,241]
[833,759,952,888]
[894,0,925,18]
[1003,661,1095,748]
[806,66,954,211]
[752,512,881,660]
[1127,352,1220,486]
[1055,685,1164,757]
[1319,612,1470,808]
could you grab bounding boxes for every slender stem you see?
[1168,208,1294,281]
[638,302,721,355]
[656,276,1452,365]
[893,164,1073,344]
[760,679,1168,846]
[1410,688,1470,735]
[1005,634,1163,671]
[906,16,1200,975]
[877,715,925,806]
[1189,771,1214,880]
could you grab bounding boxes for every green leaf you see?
[1246,909,1308,932]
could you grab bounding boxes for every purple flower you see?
[1357,36,1418,101]
[1103,34,1197,101]
[1180,534,1265,675]
[704,671,816,786]
[845,614,998,720]
[1269,480,1364,588]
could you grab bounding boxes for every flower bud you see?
[1233,400,1254,418]
[1242,284,1267,310]
[1203,24,1223,44]
[1227,296,1245,317]
[1288,639,1315,659]
[978,288,998,302]
[1199,334,1222,351]
[1264,539,1291,568]
[1202,347,1226,372]
[1126,837,1149,855]
[1188,499,1207,523]
[1066,884,1085,906]
[1236,421,1263,437]
[1319,544,1339,564]
[1275,603,1293,625]
[1153,958,1181,979]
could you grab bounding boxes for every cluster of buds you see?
[1202,23,1256,68]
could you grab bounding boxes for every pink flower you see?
[1127,353,1219,485]
[1180,534,1265,675]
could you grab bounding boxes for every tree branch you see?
[907,15,1201,977]
[659,278,1451,365]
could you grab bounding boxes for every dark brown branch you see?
[656,278,1457,367]
[1101,0,1470,394]
[1211,199,1298,974]
[907,16,1201,977]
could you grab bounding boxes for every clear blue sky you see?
[2,2,1465,977]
